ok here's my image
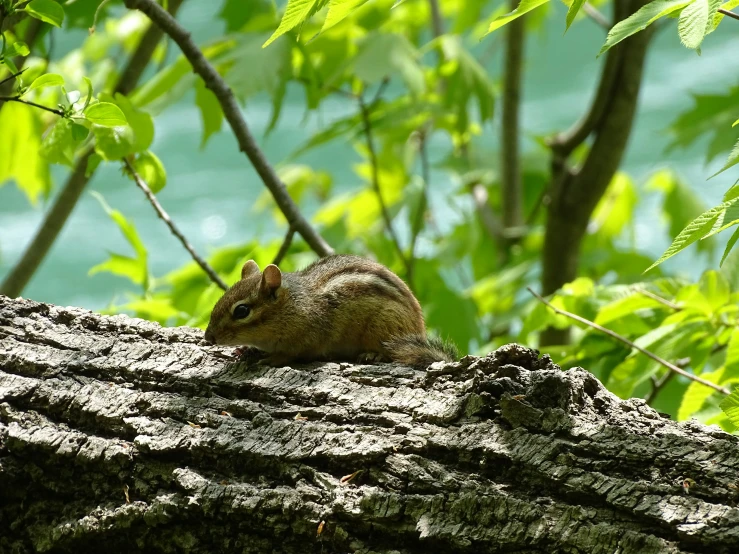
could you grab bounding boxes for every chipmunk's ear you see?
[241,260,260,280]
[261,264,282,293]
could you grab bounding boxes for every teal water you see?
[1,2,737,310]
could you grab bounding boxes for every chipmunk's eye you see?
[233,304,251,320]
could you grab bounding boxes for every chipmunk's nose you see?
[204,328,216,345]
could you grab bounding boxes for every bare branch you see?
[0,68,26,88]
[645,370,675,405]
[718,7,739,20]
[358,93,411,275]
[582,3,610,29]
[527,287,730,396]
[634,287,681,311]
[427,0,445,38]
[408,130,430,285]
[122,0,333,258]
[0,96,65,116]
[272,226,295,266]
[123,158,228,291]
[501,0,525,237]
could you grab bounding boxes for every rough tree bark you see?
[2,295,739,554]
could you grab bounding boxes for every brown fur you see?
[204,255,456,368]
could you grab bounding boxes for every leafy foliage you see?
[2,0,739,433]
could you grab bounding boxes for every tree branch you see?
[0,96,64,116]
[527,287,730,395]
[541,0,653,345]
[122,158,227,291]
[582,3,610,29]
[635,287,681,311]
[718,8,739,20]
[408,130,430,285]
[427,0,445,38]
[0,68,26,89]
[358,93,410,275]
[1,0,185,298]
[272,226,295,266]
[500,0,525,239]
[122,0,333,258]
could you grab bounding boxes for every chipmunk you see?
[203,254,457,368]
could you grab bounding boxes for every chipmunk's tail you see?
[384,335,458,369]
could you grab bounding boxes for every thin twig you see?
[646,370,676,405]
[634,287,681,311]
[0,68,26,88]
[272,226,295,266]
[123,157,228,291]
[123,0,333,258]
[370,77,390,106]
[527,287,730,395]
[719,8,739,21]
[357,93,411,275]
[0,96,65,116]
[427,0,445,38]
[582,3,610,30]
[408,130,430,285]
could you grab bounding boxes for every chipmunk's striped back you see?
[205,255,456,368]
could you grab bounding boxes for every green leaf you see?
[39,118,77,166]
[594,293,664,326]
[720,225,739,266]
[349,33,424,95]
[599,0,692,56]
[591,172,638,239]
[720,389,739,427]
[645,197,739,272]
[82,76,93,110]
[565,0,588,30]
[725,328,739,379]
[322,0,370,32]
[105,93,154,152]
[666,86,739,164]
[646,169,713,255]
[133,151,167,194]
[263,0,328,47]
[84,102,128,127]
[678,0,722,49]
[2,57,19,74]
[484,0,550,35]
[26,73,65,93]
[194,80,223,149]
[23,0,65,27]
[89,191,149,289]
[0,101,51,204]
[70,123,89,142]
[5,41,30,58]
[710,138,739,178]
[678,367,723,420]
[92,125,136,161]
[89,253,147,286]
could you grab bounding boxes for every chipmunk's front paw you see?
[234,346,266,363]
[356,352,389,364]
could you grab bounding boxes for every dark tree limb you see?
[0,0,186,298]
[541,0,652,345]
[122,0,333,259]
[500,0,525,242]
[2,295,739,553]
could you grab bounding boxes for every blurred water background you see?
[1,1,737,310]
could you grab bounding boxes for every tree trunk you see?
[2,295,739,554]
